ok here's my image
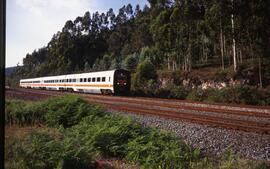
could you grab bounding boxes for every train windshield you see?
[117,73,127,80]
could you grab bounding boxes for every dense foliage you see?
[5,96,197,168]
[10,0,270,88]
[5,95,105,127]
[5,96,269,169]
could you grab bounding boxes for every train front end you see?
[113,69,131,95]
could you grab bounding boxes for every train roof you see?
[20,69,127,81]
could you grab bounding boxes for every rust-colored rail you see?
[85,99,270,134]
[6,88,270,134]
[82,95,270,118]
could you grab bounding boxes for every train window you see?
[73,79,76,82]
[102,77,105,82]
[80,78,83,82]
[97,77,101,82]
[88,78,91,82]
[69,79,72,82]
[109,77,111,82]
[92,77,96,82]
[84,78,87,82]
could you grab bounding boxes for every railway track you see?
[6,88,270,134]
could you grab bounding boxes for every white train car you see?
[19,69,131,95]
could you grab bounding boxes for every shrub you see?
[5,95,105,128]
[5,129,95,169]
[42,95,105,128]
[125,129,192,169]
[154,88,171,98]
[216,86,260,105]
[154,85,188,99]
[204,88,222,103]
[5,100,44,126]
[187,89,207,101]
[169,86,189,99]
[61,114,198,169]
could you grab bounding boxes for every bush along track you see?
[5,95,269,169]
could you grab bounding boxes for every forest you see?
[8,0,270,104]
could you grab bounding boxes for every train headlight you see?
[117,82,120,85]
[124,83,126,85]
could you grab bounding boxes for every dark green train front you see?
[113,69,131,95]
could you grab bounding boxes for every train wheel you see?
[100,89,105,95]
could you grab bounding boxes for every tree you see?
[133,59,157,89]
[231,0,237,72]
[124,53,139,71]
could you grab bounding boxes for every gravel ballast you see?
[111,110,270,161]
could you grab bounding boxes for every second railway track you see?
[6,88,270,134]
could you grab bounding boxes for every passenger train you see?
[20,69,131,95]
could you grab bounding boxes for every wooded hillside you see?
[11,0,270,87]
